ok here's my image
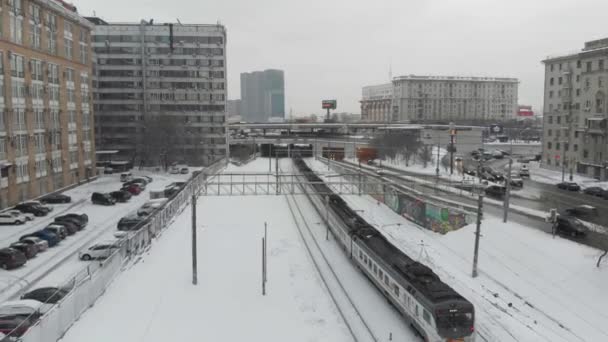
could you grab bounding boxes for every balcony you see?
[585,117,607,135]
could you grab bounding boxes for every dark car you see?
[121,184,142,195]
[124,178,148,187]
[14,203,48,217]
[509,177,524,188]
[20,230,60,247]
[0,248,27,270]
[8,243,37,259]
[110,190,132,203]
[39,193,71,204]
[0,315,35,337]
[464,168,476,177]
[44,225,67,240]
[56,213,88,227]
[557,182,580,191]
[554,216,587,237]
[583,186,605,197]
[485,185,506,198]
[563,205,598,219]
[91,192,116,205]
[21,287,70,304]
[53,218,82,232]
[117,215,148,231]
[142,175,153,183]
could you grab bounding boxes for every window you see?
[547,142,552,149]
[574,144,578,152]
[583,150,589,158]
[34,133,45,153]
[384,274,389,286]
[12,108,26,131]
[550,64,554,72]
[548,116,553,124]
[557,116,561,124]
[48,63,59,84]
[393,284,400,297]
[575,131,579,138]
[0,138,6,161]
[65,68,74,83]
[28,3,41,49]
[64,21,73,59]
[9,3,24,44]
[599,77,603,87]
[600,60,604,71]
[34,109,44,130]
[45,12,57,54]
[15,134,27,156]
[564,143,569,151]
[587,61,592,72]
[576,88,581,96]
[550,77,554,86]
[549,91,553,98]
[79,29,88,64]
[52,155,62,172]
[35,159,47,178]
[30,59,43,81]
[10,54,24,78]
[15,162,29,184]
[558,77,563,85]
[577,60,581,68]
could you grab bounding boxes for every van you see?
[120,172,133,182]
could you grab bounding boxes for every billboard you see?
[322,100,337,110]
[517,105,534,117]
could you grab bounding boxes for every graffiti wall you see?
[398,193,426,227]
[383,186,400,212]
[425,203,470,234]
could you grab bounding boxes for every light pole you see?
[435,132,441,181]
[449,122,455,175]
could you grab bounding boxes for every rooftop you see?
[393,75,518,83]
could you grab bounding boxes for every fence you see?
[327,160,476,234]
[15,159,226,342]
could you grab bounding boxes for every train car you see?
[321,147,345,161]
[356,147,378,163]
[293,156,475,342]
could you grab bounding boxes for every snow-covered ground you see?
[306,158,608,342]
[0,171,192,302]
[528,161,608,189]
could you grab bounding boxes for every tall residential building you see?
[88,18,227,166]
[0,0,95,208]
[392,75,518,123]
[542,38,608,180]
[227,99,241,118]
[240,69,284,122]
[360,83,392,122]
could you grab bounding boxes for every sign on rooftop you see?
[322,100,337,110]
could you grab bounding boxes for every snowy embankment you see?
[529,161,608,189]
[306,158,608,342]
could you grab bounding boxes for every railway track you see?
[283,167,377,342]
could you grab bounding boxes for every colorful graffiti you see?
[399,193,426,227]
[384,187,400,212]
[425,203,469,234]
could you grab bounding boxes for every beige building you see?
[0,0,95,208]
[360,83,393,122]
[542,38,608,180]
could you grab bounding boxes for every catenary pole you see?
[191,193,198,285]
[472,194,483,278]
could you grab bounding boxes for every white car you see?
[79,241,121,260]
[137,199,168,216]
[0,213,26,225]
[0,299,44,316]
[7,210,34,221]
[375,168,385,175]
[21,237,49,253]
[169,167,180,174]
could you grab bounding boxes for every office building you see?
[240,69,284,122]
[360,83,392,122]
[0,0,95,208]
[542,37,608,180]
[227,99,241,118]
[88,18,227,166]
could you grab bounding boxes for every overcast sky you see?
[75,0,608,116]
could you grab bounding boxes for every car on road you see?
[91,192,116,205]
[121,183,143,195]
[180,167,189,174]
[557,182,580,191]
[110,190,132,202]
[375,168,385,175]
[0,248,27,270]
[554,216,587,237]
[120,172,133,182]
[509,176,524,188]
[21,287,70,304]
[9,242,38,259]
[485,185,506,198]
[79,241,121,260]
[39,193,71,204]
[19,237,48,253]
[169,166,180,174]
[44,225,68,240]
[6,210,34,222]
[0,213,26,225]
[464,168,476,177]
[491,150,504,159]
[20,230,60,247]
[583,186,605,197]
[563,205,598,219]
[14,203,49,217]
[519,168,530,177]
[117,214,148,231]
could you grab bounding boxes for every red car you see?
[121,184,142,195]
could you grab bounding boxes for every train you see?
[293,156,475,342]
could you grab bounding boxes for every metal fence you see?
[15,159,226,342]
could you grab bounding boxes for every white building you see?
[361,83,393,122]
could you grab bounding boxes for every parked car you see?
[91,192,116,205]
[180,167,189,174]
[19,237,48,253]
[0,213,26,225]
[14,203,49,217]
[39,193,71,204]
[169,166,180,174]
[557,182,580,191]
[583,186,605,197]
[491,150,504,159]
[554,216,587,237]
[79,241,121,260]
[20,230,60,247]
[509,176,524,188]
[122,184,142,195]
[0,248,27,270]
[44,225,67,240]
[56,213,88,227]
[485,185,506,198]
[375,168,385,175]
[21,287,70,305]
[110,190,132,203]
[21,201,53,212]
[137,199,168,217]
[141,175,153,183]
[519,168,530,177]
[0,315,34,338]
[120,172,133,182]
[0,300,43,337]
[9,242,37,259]
[6,210,34,222]
[563,205,598,219]
[117,215,148,231]
[53,218,83,232]
[464,168,476,176]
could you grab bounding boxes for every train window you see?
[393,284,400,297]
[359,250,363,259]
[384,274,389,285]
[423,309,431,324]
[373,264,377,274]
[415,305,419,316]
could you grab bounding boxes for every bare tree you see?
[418,144,433,168]
[371,132,422,166]
[141,114,185,167]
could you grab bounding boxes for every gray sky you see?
[75,0,608,116]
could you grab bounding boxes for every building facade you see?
[240,69,284,122]
[360,83,392,122]
[0,0,95,209]
[392,75,518,123]
[89,18,227,166]
[227,99,240,118]
[542,38,608,180]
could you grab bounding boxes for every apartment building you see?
[0,0,95,208]
[88,18,227,166]
[240,69,284,122]
[360,83,392,122]
[542,38,608,180]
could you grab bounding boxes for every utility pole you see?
[435,133,441,181]
[472,193,484,278]
[325,195,330,240]
[268,144,271,173]
[191,193,198,285]
[275,150,279,194]
[449,122,455,175]
[503,157,513,223]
